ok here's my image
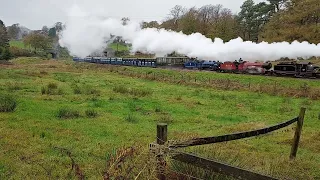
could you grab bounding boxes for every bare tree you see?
[168,5,186,29]
[197,5,223,34]
[42,26,49,34]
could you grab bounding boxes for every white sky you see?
[0,0,265,30]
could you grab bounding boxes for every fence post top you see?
[157,123,168,126]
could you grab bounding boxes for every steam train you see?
[72,56,320,79]
[183,59,320,78]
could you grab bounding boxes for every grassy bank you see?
[0,57,319,179]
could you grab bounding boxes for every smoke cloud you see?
[59,4,320,62]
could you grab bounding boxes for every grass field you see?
[0,58,320,179]
[9,40,26,49]
[108,43,129,51]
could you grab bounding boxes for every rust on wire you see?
[170,117,299,148]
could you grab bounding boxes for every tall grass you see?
[113,85,129,94]
[56,107,80,119]
[0,94,17,112]
[125,114,138,123]
[85,109,98,118]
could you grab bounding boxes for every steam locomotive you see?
[183,59,320,78]
[72,56,320,79]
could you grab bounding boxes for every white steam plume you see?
[59,4,320,62]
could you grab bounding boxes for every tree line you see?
[142,0,320,44]
[1,0,319,60]
[0,21,68,59]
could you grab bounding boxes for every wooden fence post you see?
[290,107,306,160]
[157,123,167,180]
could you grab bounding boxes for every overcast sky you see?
[1,0,265,30]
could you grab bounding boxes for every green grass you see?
[9,40,25,48]
[0,94,17,112]
[0,58,320,179]
[109,43,129,51]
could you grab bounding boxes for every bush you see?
[9,46,33,58]
[47,53,52,59]
[41,83,60,95]
[85,109,98,118]
[0,47,13,60]
[56,107,80,119]
[0,94,17,112]
[48,82,58,89]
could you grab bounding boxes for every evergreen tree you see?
[0,19,11,60]
[0,20,9,47]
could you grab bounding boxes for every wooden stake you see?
[157,123,167,180]
[290,107,306,159]
[157,123,167,145]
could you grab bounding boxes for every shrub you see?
[85,109,98,118]
[9,46,33,58]
[56,107,80,119]
[0,94,17,112]
[48,82,58,89]
[41,82,61,95]
[0,47,13,60]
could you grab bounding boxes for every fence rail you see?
[170,117,299,148]
[171,151,277,180]
[150,107,306,180]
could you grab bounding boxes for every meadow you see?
[9,40,26,49]
[0,58,320,179]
